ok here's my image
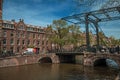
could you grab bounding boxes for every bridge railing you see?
[48,47,86,53]
[48,45,120,54]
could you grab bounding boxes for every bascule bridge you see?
[61,6,120,67]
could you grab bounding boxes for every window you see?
[10,32,14,37]
[27,27,34,31]
[18,25,24,30]
[42,35,45,40]
[3,31,7,37]
[22,40,24,45]
[22,47,25,50]
[3,47,6,50]
[33,40,36,45]
[42,41,44,45]
[10,24,14,29]
[17,47,19,52]
[40,34,43,39]
[17,32,20,38]
[38,29,44,32]
[27,40,30,45]
[21,33,25,38]
[37,41,40,45]
[46,41,48,45]
[0,23,2,26]
[10,39,14,45]
[38,34,40,39]
[27,33,30,38]
[33,34,35,38]
[3,39,6,44]
[17,40,20,45]
[3,23,14,29]
[10,47,13,52]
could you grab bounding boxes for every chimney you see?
[0,0,3,20]
[11,19,15,22]
[19,19,24,22]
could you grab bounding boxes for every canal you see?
[0,63,119,80]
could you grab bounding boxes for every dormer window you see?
[18,25,24,30]
[3,23,14,29]
[27,27,34,31]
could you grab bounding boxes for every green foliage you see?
[109,36,120,46]
[47,19,120,50]
[47,20,81,49]
[68,25,81,45]
[98,32,107,46]
[47,20,68,49]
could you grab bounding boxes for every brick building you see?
[0,0,52,54]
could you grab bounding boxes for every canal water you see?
[0,63,119,80]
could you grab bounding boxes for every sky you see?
[3,0,75,26]
[2,0,120,39]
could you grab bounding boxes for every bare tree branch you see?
[101,0,120,9]
[73,0,120,12]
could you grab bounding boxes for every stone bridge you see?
[84,52,120,67]
[0,53,60,67]
[0,52,120,68]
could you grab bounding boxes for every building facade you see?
[0,19,52,54]
[0,0,52,55]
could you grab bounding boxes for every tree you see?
[98,32,108,46]
[109,36,120,46]
[68,24,81,48]
[47,20,82,51]
[48,20,69,50]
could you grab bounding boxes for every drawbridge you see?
[61,6,120,52]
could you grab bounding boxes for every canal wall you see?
[0,54,60,68]
[0,53,84,68]
[0,55,38,67]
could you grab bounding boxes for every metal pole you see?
[94,22,99,52]
[85,14,90,52]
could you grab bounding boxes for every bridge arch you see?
[84,53,120,69]
[37,54,60,64]
[94,58,107,67]
[39,57,52,63]
[93,57,119,68]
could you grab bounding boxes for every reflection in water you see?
[0,63,119,80]
[106,59,119,69]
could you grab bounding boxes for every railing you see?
[48,46,120,54]
[0,51,15,58]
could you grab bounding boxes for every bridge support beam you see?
[94,22,99,52]
[85,14,90,52]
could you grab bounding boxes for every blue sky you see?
[2,0,120,39]
[3,0,75,26]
